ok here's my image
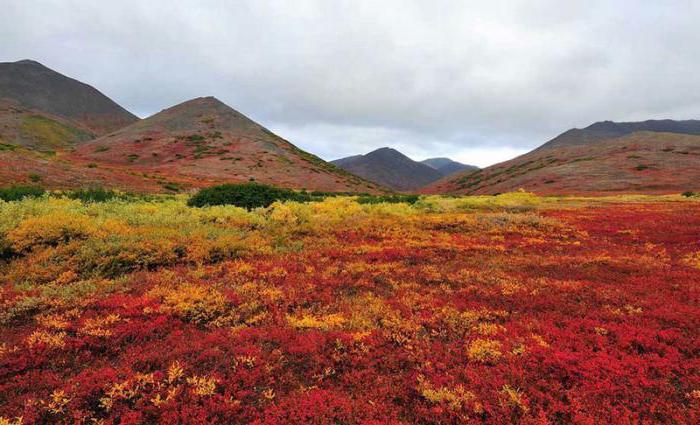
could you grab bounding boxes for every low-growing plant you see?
[357,194,419,205]
[65,188,120,203]
[0,185,45,201]
[682,191,697,198]
[188,183,311,209]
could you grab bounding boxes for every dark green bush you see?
[682,191,697,198]
[0,185,45,202]
[188,183,311,209]
[65,188,120,203]
[356,194,419,205]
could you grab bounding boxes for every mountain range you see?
[0,60,382,193]
[1,58,700,195]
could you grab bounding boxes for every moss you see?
[21,115,91,150]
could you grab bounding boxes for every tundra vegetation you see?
[0,190,699,424]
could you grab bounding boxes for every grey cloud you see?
[2,0,699,166]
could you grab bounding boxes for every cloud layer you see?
[3,0,699,166]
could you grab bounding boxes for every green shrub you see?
[65,188,120,203]
[0,185,45,201]
[682,191,697,198]
[28,173,42,182]
[188,183,311,209]
[163,182,182,192]
[356,194,419,205]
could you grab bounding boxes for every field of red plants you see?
[1,194,699,424]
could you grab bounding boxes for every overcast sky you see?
[2,1,700,166]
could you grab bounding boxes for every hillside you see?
[537,119,700,151]
[0,143,167,191]
[421,157,478,177]
[0,59,138,134]
[0,99,95,152]
[425,131,700,195]
[72,97,383,193]
[331,148,443,191]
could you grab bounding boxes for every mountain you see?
[331,147,443,191]
[536,119,700,151]
[0,59,138,135]
[425,126,700,195]
[421,157,479,177]
[71,97,383,193]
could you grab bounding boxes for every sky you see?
[2,0,700,167]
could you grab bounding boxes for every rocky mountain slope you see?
[71,97,383,193]
[0,59,138,135]
[425,129,700,195]
[536,119,700,151]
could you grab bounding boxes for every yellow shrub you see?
[682,251,700,269]
[467,338,503,364]
[499,385,529,413]
[8,213,96,252]
[79,314,122,337]
[186,375,218,396]
[155,284,229,325]
[27,330,66,349]
[167,361,185,384]
[0,416,23,425]
[287,312,346,330]
[417,375,483,414]
[45,389,71,414]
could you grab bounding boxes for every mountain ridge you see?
[425,119,700,195]
[421,157,479,177]
[72,96,385,192]
[0,59,138,135]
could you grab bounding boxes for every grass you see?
[20,115,91,150]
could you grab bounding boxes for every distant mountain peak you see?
[332,148,445,191]
[421,157,479,177]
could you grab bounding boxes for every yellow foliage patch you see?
[186,375,218,396]
[7,213,96,252]
[417,375,483,414]
[153,284,229,325]
[467,338,503,364]
[287,312,346,330]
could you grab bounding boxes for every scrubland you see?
[1,192,699,424]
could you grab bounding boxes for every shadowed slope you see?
[421,157,479,177]
[0,59,138,134]
[332,148,443,191]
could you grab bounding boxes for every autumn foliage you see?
[0,192,699,424]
